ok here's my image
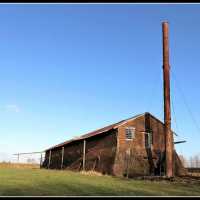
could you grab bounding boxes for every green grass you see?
[0,168,200,196]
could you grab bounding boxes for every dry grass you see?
[80,170,104,176]
[0,162,40,169]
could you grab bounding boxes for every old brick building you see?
[42,112,186,177]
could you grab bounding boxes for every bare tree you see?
[189,156,195,168]
[188,154,200,168]
[27,158,37,164]
[194,155,200,168]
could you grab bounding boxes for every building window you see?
[145,132,153,148]
[125,127,135,140]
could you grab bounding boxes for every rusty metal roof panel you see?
[45,113,145,151]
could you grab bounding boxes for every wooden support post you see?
[126,149,130,178]
[48,150,51,169]
[83,140,86,171]
[61,147,64,169]
[40,153,43,169]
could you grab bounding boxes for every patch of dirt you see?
[174,175,200,184]
[127,175,200,184]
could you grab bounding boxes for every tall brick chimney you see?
[162,21,174,178]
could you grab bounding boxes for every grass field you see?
[0,164,200,196]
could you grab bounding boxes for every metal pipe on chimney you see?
[162,21,174,178]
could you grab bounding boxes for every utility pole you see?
[162,21,174,178]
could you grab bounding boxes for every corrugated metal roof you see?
[45,113,145,151]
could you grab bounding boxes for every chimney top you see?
[162,21,169,24]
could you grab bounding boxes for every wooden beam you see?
[174,140,186,144]
[61,147,64,169]
[83,140,86,171]
[13,151,44,155]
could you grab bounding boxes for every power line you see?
[171,97,179,136]
[171,71,200,137]
[171,85,187,139]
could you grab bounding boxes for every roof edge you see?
[44,113,146,152]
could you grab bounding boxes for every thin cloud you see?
[5,104,20,113]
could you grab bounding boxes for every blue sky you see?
[0,3,199,161]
